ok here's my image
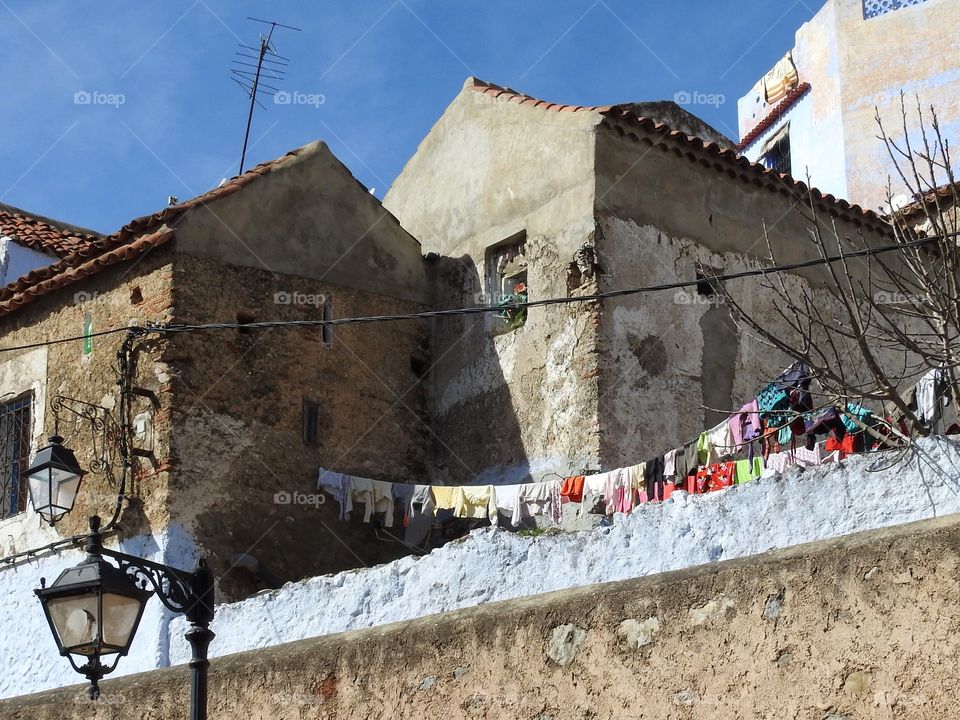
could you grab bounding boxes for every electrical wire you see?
[0,233,950,354]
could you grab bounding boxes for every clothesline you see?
[317,363,953,529]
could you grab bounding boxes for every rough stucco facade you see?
[385,78,894,481]
[4,511,959,720]
[738,0,960,211]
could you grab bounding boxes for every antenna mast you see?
[233,17,301,175]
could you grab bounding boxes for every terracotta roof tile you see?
[464,77,887,233]
[736,82,812,151]
[0,203,102,258]
[0,146,307,320]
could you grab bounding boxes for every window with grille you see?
[760,123,792,176]
[863,0,929,19]
[0,394,32,519]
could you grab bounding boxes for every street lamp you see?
[36,516,215,720]
[26,435,86,525]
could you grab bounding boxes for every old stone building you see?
[736,0,960,211]
[0,75,915,702]
[385,77,892,485]
[0,141,431,694]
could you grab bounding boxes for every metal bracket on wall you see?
[49,396,122,480]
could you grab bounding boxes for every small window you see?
[302,399,320,445]
[485,232,528,330]
[0,393,32,519]
[760,122,791,176]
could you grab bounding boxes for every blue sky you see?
[0,0,823,234]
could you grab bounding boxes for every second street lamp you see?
[26,435,86,525]
[36,516,215,719]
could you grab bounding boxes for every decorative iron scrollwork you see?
[50,396,121,479]
[115,555,195,614]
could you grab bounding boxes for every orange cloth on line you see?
[559,475,585,503]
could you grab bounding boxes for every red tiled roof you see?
[0,147,306,319]
[464,78,886,232]
[0,203,102,258]
[736,82,811,151]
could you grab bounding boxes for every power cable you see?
[0,233,949,354]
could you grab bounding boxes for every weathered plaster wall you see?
[386,82,605,484]
[173,140,429,305]
[164,254,431,599]
[836,0,960,210]
[593,122,894,465]
[7,509,960,719]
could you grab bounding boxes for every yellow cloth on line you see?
[431,486,459,510]
[453,485,498,525]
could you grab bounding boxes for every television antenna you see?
[232,17,301,174]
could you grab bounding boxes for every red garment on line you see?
[560,475,585,503]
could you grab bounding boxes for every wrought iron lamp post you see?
[35,516,215,720]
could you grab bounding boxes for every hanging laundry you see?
[644,456,666,503]
[703,420,735,464]
[317,468,351,521]
[410,484,435,519]
[559,475,585,503]
[757,382,790,426]
[392,483,415,526]
[803,407,846,451]
[345,477,396,527]
[611,467,634,513]
[683,442,699,479]
[841,403,876,434]
[668,447,686,482]
[734,457,764,484]
[584,471,616,515]
[513,480,561,525]
[762,445,822,476]
[730,399,762,448]
[431,486,460,511]
[454,485,499,525]
[663,450,677,479]
[916,368,951,429]
[495,484,522,524]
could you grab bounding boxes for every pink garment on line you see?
[730,399,762,448]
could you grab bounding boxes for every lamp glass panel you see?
[51,467,82,512]
[101,592,144,651]
[46,593,101,655]
[27,469,52,508]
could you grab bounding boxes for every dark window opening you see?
[760,122,792,176]
[696,268,721,297]
[130,286,143,305]
[0,393,32,519]
[302,399,320,445]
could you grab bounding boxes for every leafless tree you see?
[713,95,958,441]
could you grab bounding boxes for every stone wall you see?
[593,119,902,466]
[5,510,960,719]
[164,253,432,599]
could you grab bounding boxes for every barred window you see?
[0,394,32,519]
[863,0,929,20]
